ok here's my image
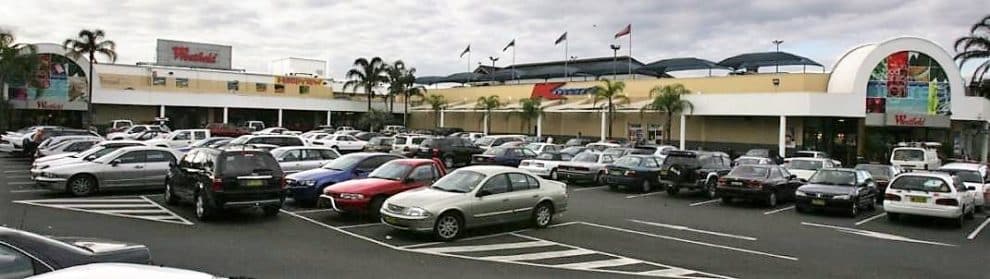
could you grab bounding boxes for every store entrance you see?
[863,126,950,163]
[8,109,84,129]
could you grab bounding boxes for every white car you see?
[519,152,575,180]
[458,132,486,142]
[252,127,291,135]
[524,143,562,154]
[652,145,678,157]
[733,156,774,166]
[585,142,621,152]
[475,135,526,150]
[144,129,210,148]
[270,146,341,174]
[28,263,218,279]
[783,158,839,181]
[937,163,988,209]
[392,135,430,156]
[336,126,355,132]
[313,134,366,152]
[890,144,941,170]
[884,172,977,227]
[106,125,170,140]
[32,140,149,177]
[0,125,56,153]
[300,132,332,144]
[35,138,102,158]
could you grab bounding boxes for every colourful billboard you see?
[5,54,89,110]
[866,51,949,116]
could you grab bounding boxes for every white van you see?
[145,129,211,148]
[890,142,941,171]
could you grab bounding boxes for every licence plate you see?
[383,215,398,224]
[660,170,668,175]
[730,181,743,186]
[610,170,623,175]
[909,196,927,203]
[245,180,264,187]
[811,199,826,206]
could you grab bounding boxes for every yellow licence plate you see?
[245,180,264,187]
[811,199,826,206]
[383,215,398,224]
[909,196,927,203]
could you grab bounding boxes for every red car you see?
[320,159,447,215]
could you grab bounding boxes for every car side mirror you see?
[789,174,797,180]
[476,190,493,197]
[110,159,121,167]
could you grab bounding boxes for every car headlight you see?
[795,191,807,197]
[300,180,316,187]
[403,207,430,217]
[338,193,365,200]
[832,195,850,200]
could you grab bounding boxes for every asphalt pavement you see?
[2,153,987,278]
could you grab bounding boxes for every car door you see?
[142,150,176,188]
[767,167,790,199]
[404,164,439,191]
[345,136,363,150]
[104,150,148,188]
[506,172,541,221]
[170,131,192,148]
[170,150,195,198]
[470,173,513,225]
[298,149,328,172]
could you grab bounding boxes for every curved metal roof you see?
[518,65,586,80]
[717,52,822,70]
[637,57,728,75]
[485,69,526,81]
[441,72,486,83]
[414,76,446,85]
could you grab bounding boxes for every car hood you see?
[325,178,402,194]
[287,167,350,183]
[36,157,84,169]
[47,161,99,173]
[36,152,78,163]
[387,187,464,209]
[798,183,856,195]
[560,161,605,168]
[53,237,148,255]
[789,169,817,180]
[31,263,214,279]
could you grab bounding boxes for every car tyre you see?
[443,156,455,168]
[766,191,778,208]
[886,212,900,221]
[263,206,280,217]
[532,202,554,228]
[848,201,859,217]
[666,186,680,196]
[641,180,653,193]
[368,196,386,218]
[795,204,806,213]
[67,175,97,197]
[705,179,717,199]
[595,172,605,185]
[964,206,975,220]
[164,180,179,205]
[434,212,463,241]
[195,193,216,221]
[952,214,965,228]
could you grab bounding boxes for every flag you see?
[554,32,567,45]
[460,44,471,58]
[614,24,631,39]
[502,39,515,52]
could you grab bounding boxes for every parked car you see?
[414,136,483,168]
[252,127,290,135]
[34,146,180,196]
[29,263,220,279]
[321,158,447,216]
[364,136,395,152]
[106,125,170,140]
[498,141,528,148]
[791,150,831,159]
[32,141,148,175]
[0,125,57,154]
[243,120,266,131]
[27,128,101,155]
[524,143,561,154]
[35,138,101,158]
[0,227,151,277]
[783,158,839,181]
[165,147,286,220]
[716,164,803,207]
[558,146,590,157]
[227,135,307,148]
[519,152,575,180]
[144,129,210,148]
[660,150,732,197]
[732,156,774,166]
[854,164,904,203]
[336,126,356,132]
[205,123,251,137]
[586,142,621,152]
[471,146,537,167]
[382,125,405,134]
[890,143,942,170]
[381,165,568,241]
[564,138,595,147]
[270,146,341,174]
[392,135,431,157]
[354,132,382,141]
[130,130,170,141]
[106,119,134,134]
[312,134,366,152]
[175,137,233,153]
[795,168,878,216]
[936,163,988,210]
[604,155,664,192]
[742,148,784,165]
[35,135,102,155]
[557,152,616,184]
[652,145,678,156]
[475,135,526,150]
[883,172,977,227]
[285,152,403,205]
[602,147,651,158]
[456,132,486,143]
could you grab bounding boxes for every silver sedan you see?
[381,165,568,241]
[34,146,180,196]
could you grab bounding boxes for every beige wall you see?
[94,104,158,124]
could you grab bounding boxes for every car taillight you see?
[717,177,726,186]
[745,181,762,189]
[884,193,901,201]
[934,198,959,206]
[211,178,223,191]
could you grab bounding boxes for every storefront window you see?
[274,84,285,93]
[227,80,239,91]
[256,83,267,92]
[175,78,189,88]
[300,85,310,94]
[153,76,166,86]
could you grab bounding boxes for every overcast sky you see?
[1,0,986,79]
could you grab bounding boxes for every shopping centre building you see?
[405,37,990,164]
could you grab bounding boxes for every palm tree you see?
[343,57,388,111]
[357,108,393,132]
[955,15,990,94]
[475,95,503,134]
[516,98,543,135]
[642,83,694,144]
[385,60,407,113]
[0,30,40,130]
[385,60,426,126]
[424,94,447,128]
[590,79,629,139]
[63,29,117,126]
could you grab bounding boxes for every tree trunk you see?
[389,94,395,113]
[366,85,373,111]
[403,93,409,127]
[87,52,95,127]
[665,111,673,145]
[607,97,614,139]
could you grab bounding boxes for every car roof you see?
[98,140,145,146]
[896,171,954,180]
[788,157,831,162]
[270,146,334,151]
[389,158,436,165]
[819,167,857,172]
[456,165,522,175]
[939,163,984,171]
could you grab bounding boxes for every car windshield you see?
[892,149,924,161]
[604,149,625,157]
[229,136,250,145]
[411,137,426,145]
[322,155,364,171]
[430,170,485,193]
[536,153,556,160]
[808,170,856,186]
[744,149,769,157]
[736,158,763,165]
[938,169,982,183]
[573,152,599,163]
[483,148,507,156]
[855,165,892,180]
[476,137,496,146]
[560,147,584,154]
[368,161,412,181]
[729,165,770,179]
[525,143,541,151]
[662,155,695,167]
[788,160,824,170]
[207,140,231,148]
[84,147,123,161]
[889,176,950,192]
[614,156,643,167]
[221,152,280,176]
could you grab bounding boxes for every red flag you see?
[614,24,631,39]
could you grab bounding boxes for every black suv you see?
[660,150,732,197]
[414,136,483,168]
[165,147,286,220]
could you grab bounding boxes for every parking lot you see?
[3,153,987,279]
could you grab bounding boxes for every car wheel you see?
[795,205,806,213]
[608,184,618,191]
[666,186,680,196]
[164,180,179,205]
[434,213,463,241]
[865,199,876,211]
[595,172,605,185]
[705,179,717,199]
[848,201,859,217]
[67,175,96,197]
[532,202,554,228]
[549,169,559,180]
[262,206,280,217]
[964,206,975,220]
[641,180,653,193]
[443,156,455,168]
[952,214,965,228]
[886,212,900,221]
[766,191,778,207]
[195,193,216,221]
[368,196,386,218]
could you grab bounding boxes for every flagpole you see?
[564,39,569,81]
[628,28,633,79]
[512,44,517,84]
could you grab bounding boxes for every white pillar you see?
[222,107,229,124]
[779,115,787,157]
[439,110,445,128]
[277,109,283,127]
[536,113,543,138]
[679,114,686,150]
[482,113,488,134]
[983,121,989,164]
[159,105,165,118]
[600,110,607,142]
[326,110,332,126]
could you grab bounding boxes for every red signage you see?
[276,76,322,86]
[171,46,218,64]
[894,114,925,126]
[35,101,65,110]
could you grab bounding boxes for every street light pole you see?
[610,44,621,80]
[488,56,499,72]
[772,40,783,73]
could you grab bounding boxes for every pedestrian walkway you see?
[14,196,193,225]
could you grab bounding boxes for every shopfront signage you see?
[156,39,232,70]
[275,76,322,86]
[893,114,925,126]
[531,82,593,100]
[865,113,950,128]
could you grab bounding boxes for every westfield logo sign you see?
[171,46,218,64]
[894,114,925,126]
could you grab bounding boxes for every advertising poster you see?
[6,54,88,110]
[886,51,908,98]
[865,51,950,118]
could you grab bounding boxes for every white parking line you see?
[855,213,887,226]
[481,249,594,261]
[336,223,385,229]
[9,189,48,193]
[628,219,757,241]
[6,175,29,179]
[6,181,33,185]
[967,217,990,240]
[572,186,608,192]
[291,208,336,214]
[690,199,720,206]
[417,241,554,253]
[763,206,795,215]
[3,170,27,173]
[625,192,665,199]
[801,222,955,247]
[577,222,798,261]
